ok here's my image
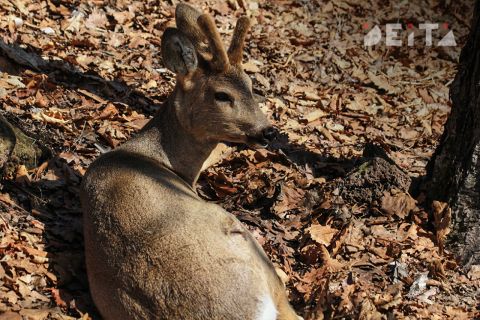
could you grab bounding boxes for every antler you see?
[174,3,249,71]
[228,17,250,65]
[197,14,229,71]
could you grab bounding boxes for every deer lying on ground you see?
[80,3,300,320]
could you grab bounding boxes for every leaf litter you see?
[0,0,478,319]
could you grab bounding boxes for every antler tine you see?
[228,17,250,65]
[197,14,229,71]
[175,3,206,49]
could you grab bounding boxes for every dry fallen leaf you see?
[0,311,22,320]
[367,71,397,94]
[380,190,416,219]
[19,309,50,320]
[273,184,305,218]
[15,164,31,184]
[84,8,108,29]
[307,224,339,247]
[432,201,452,253]
[318,245,343,273]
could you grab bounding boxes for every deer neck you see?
[123,91,217,187]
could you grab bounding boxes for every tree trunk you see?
[425,1,480,267]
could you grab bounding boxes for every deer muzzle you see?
[246,126,279,147]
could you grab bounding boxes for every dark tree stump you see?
[0,114,16,168]
[0,114,47,176]
[425,1,480,267]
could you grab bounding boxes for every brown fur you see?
[81,3,300,320]
[228,17,250,65]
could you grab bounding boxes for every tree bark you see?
[425,1,480,267]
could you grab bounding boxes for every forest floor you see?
[0,0,479,319]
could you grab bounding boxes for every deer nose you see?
[262,127,278,142]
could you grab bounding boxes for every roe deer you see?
[80,3,300,320]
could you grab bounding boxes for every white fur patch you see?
[255,294,277,320]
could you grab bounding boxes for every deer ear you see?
[161,28,198,75]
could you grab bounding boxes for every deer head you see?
[161,3,277,147]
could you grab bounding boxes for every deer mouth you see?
[245,134,269,148]
[245,127,278,148]
[224,129,276,148]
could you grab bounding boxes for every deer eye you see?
[214,91,233,103]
